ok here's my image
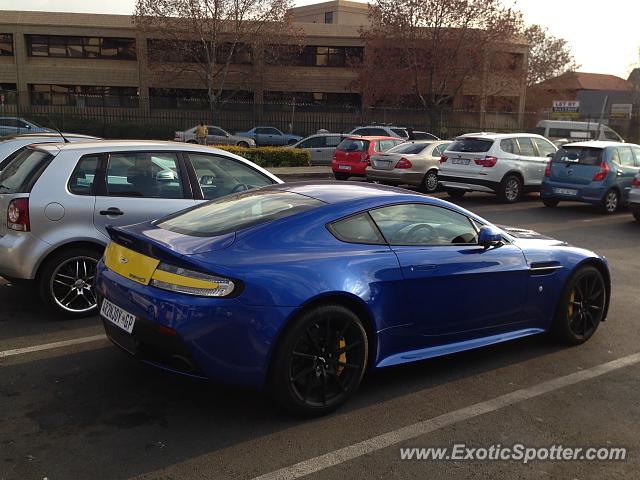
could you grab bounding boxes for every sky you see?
[0,0,638,78]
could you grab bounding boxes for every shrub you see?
[212,145,311,167]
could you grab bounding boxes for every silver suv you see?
[0,140,282,317]
[438,133,557,203]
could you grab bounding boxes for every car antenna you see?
[44,113,69,143]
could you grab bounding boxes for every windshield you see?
[156,190,325,237]
[388,143,431,155]
[0,148,53,194]
[337,138,369,152]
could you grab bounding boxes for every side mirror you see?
[547,152,555,158]
[478,226,503,248]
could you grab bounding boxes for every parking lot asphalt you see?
[1,187,640,480]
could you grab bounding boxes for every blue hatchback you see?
[540,141,640,214]
[95,182,610,415]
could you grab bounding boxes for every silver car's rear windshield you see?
[0,148,53,194]
[553,147,603,166]
[449,138,494,153]
[156,190,325,237]
[389,143,431,155]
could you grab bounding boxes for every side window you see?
[532,137,556,157]
[609,148,621,165]
[255,128,268,134]
[208,127,226,136]
[378,140,397,152]
[265,128,280,135]
[328,212,385,244]
[432,145,443,156]
[352,128,368,136]
[618,147,635,166]
[106,152,183,199]
[631,146,640,166]
[369,204,478,246]
[325,136,342,147]
[299,136,325,148]
[603,128,620,141]
[69,154,100,195]
[500,138,519,154]
[371,128,388,136]
[188,153,273,200]
[516,137,537,157]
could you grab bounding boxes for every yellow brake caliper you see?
[568,290,575,318]
[337,338,347,376]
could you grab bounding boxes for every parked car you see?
[332,136,404,180]
[535,120,624,143]
[290,133,348,165]
[348,125,438,140]
[0,140,282,317]
[95,182,610,415]
[173,125,255,148]
[0,133,99,174]
[540,142,640,214]
[629,173,640,222]
[235,127,302,146]
[366,140,451,192]
[438,133,558,203]
[0,117,55,137]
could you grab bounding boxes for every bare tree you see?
[354,0,522,126]
[523,24,579,87]
[134,0,297,118]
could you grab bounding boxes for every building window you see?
[263,91,360,107]
[149,88,253,109]
[324,11,333,24]
[27,35,136,60]
[29,84,139,107]
[0,33,13,56]
[265,45,363,67]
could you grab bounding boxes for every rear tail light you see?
[7,198,30,232]
[440,155,448,163]
[632,177,640,188]
[395,157,413,169]
[592,161,609,182]
[544,161,551,177]
[474,156,498,167]
[151,262,235,297]
[361,153,370,164]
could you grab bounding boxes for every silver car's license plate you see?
[100,298,136,334]
[376,161,391,167]
[452,158,470,165]
[554,188,577,195]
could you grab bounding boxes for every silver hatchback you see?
[0,140,282,317]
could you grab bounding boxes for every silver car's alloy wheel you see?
[604,191,618,214]
[50,256,98,313]
[424,171,438,193]
[504,178,520,202]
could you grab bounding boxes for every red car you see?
[332,136,403,180]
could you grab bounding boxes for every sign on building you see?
[551,100,580,118]
[610,103,633,119]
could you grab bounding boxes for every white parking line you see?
[252,351,640,480]
[0,334,107,359]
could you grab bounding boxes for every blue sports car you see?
[95,182,610,415]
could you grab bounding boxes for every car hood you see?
[498,225,567,247]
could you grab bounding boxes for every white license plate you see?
[554,188,577,195]
[338,165,352,170]
[452,158,470,165]
[100,298,136,334]
[376,161,391,167]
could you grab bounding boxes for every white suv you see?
[438,133,557,203]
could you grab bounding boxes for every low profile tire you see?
[542,198,559,208]
[632,207,640,222]
[37,246,102,319]
[237,141,249,148]
[551,265,606,345]
[421,170,439,193]
[498,175,522,203]
[334,172,349,181]
[446,188,465,198]
[270,304,369,416]
[600,189,619,215]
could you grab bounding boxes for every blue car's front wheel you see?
[270,304,369,416]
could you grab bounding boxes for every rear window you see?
[337,138,369,152]
[156,190,325,237]
[0,148,53,194]
[0,146,28,171]
[388,142,430,155]
[553,147,603,166]
[390,128,408,138]
[448,138,494,153]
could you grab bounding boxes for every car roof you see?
[457,132,547,140]
[562,140,628,148]
[31,140,234,153]
[1,133,98,141]
[344,135,402,141]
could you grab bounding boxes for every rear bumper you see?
[95,263,295,389]
[0,231,49,280]
[332,162,367,176]
[366,168,424,186]
[438,175,499,193]
[540,181,607,204]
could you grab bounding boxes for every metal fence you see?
[1,91,638,142]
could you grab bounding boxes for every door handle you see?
[410,264,437,271]
[99,207,124,216]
